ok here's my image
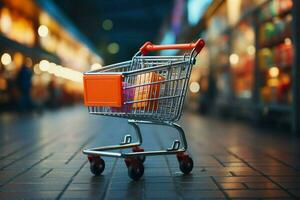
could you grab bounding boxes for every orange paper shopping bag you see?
[132,72,165,111]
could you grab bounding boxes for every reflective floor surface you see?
[0,106,299,199]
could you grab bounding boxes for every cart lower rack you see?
[82,39,205,180]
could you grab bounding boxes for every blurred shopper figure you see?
[16,55,33,111]
[199,76,216,114]
[47,79,61,108]
[31,77,49,112]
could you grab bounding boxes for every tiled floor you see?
[0,106,299,200]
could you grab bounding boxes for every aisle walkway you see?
[0,106,299,200]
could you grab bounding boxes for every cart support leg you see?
[126,120,188,154]
[131,120,188,151]
[127,120,143,145]
[82,120,144,156]
[170,122,188,151]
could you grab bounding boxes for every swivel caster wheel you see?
[177,153,193,175]
[132,146,146,163]
[138,155,146,163]
[125,157,144,181]
[88,156,105,176]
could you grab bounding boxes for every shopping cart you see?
[82,39,205,180]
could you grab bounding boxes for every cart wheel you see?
[178,156,193,175]
[132,146,146,163]
[88,156,105,176]
[138,155,146,163]
[128,161,144,181]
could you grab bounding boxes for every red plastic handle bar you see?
[140,38,205,55]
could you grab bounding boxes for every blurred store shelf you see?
[159,0,299,133]
[0,0,103,111]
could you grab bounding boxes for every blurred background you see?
[0,0,299,133]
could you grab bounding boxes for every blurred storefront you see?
[0,0,102,111]
[159,0,299,132]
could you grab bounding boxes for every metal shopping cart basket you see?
[82,39,205,180]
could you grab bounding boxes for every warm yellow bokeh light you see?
[38,25,49,37]
[1,53,12,65]
[229,53,239,65]
[39,60,50,71]
[91,63,102,70]
[269,67,279,78]
[189,82,200,93]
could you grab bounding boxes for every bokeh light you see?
[189,82,200,93]
[38,25,49,37]
[91,63,102,70]
[39,60,50,71]
[102,19,113,31]
[269,67,279,78]
[1,53,11,65]
[229,53,239,65]
[107,42,119,54]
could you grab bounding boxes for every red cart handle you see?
[140,38,205,55]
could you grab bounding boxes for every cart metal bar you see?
[85,56,189,74]
[125,95,181,105]
[85,60,188,76]
[86,60,131,73]
[86,142,141,151]
[83,148,186,158]
[124,61,188,76]
[82,120,187,158]
[124,77,186,89]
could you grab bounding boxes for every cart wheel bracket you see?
[167,140,180,151]
[120,134,132,145]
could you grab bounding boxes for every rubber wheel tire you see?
[179,157,193,175]
[128,162,144,181]
[90,157,105,176]
[138,155,146,163]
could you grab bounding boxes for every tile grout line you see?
[211,176,231,200]
[102,158,119,200]
[0,153,54,187]
[266,153,300,171]
[249,144,300,171]
[65,134,97,165]
[241,182,249,189]
[0,142,32,160]
[0,136,59,170]
[0,116,83,160]
[211,154,226,167]
[40,168,53,178]
[227,150,297,199]
[154,130,183,200]
[55,160,88,200]
[229,171,236,176]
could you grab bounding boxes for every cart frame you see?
[82,39,205,180]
